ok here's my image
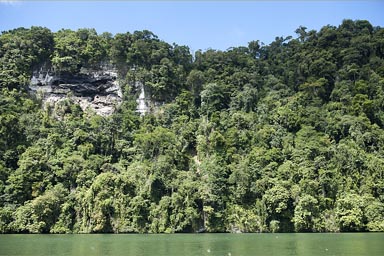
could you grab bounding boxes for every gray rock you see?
[29,68,122,117]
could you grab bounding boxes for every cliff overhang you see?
[29,68,122,116]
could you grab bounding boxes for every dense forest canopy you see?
[1,19,384,233]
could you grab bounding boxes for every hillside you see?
[0,19,384,233]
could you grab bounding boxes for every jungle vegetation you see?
[1,19,384,233]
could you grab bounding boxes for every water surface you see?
[0,233,383,256]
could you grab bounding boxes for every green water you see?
[0,233,383,256]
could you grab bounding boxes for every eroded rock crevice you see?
[29,67,122,116]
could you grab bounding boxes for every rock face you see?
[29,68,122,116]
[135,81,150,116]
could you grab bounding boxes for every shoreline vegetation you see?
[1,19,384,234]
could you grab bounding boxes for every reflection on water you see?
[0,233,383,256]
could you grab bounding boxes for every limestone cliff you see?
[29,67,122,116]
[135,81,150,116]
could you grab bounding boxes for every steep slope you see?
[0,20,384,234]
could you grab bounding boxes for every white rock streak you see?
[136,82,149,116]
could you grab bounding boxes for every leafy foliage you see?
[1,20,384,233]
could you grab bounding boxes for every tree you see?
[293,194,319,232]
[11,184,67,233]
[1,21,384,234]
[200,83,230,116]
[295,26,308,42]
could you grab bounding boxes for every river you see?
[0,233,383,256]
